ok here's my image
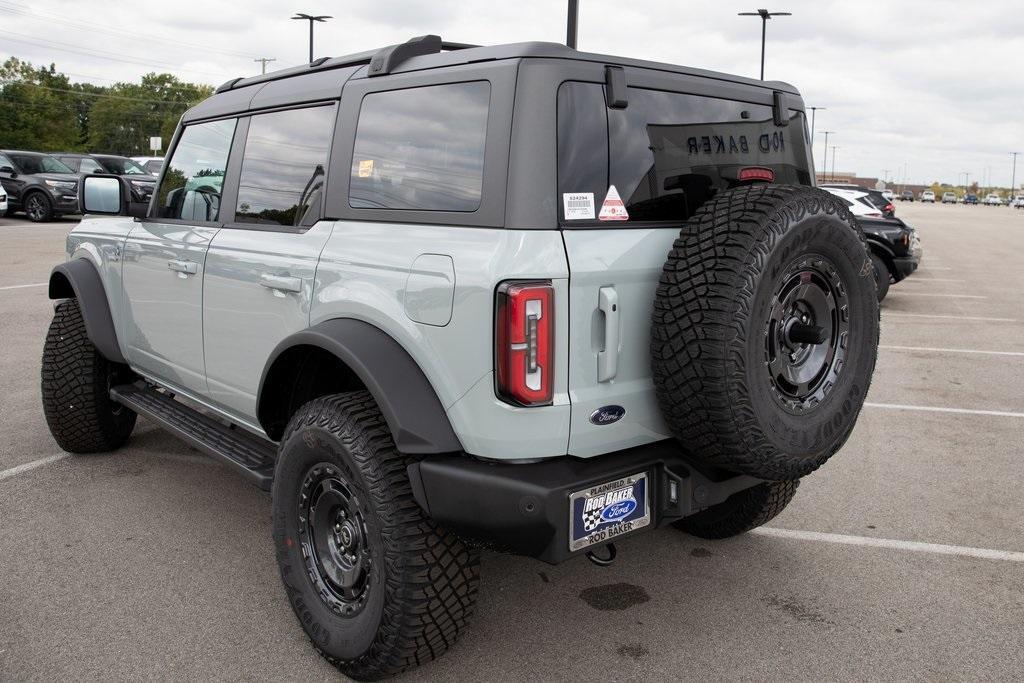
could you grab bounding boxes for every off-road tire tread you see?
[651,184,878,480]
[41,299,136,453]
[675,480,799,539]
[275,392,479,681]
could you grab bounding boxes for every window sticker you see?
[598,185,629,221]
[563,192,595,220]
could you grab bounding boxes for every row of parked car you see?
[900,189,1023,206]
[818,183,922,301]
[0,150,163,222]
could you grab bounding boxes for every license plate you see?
[569,472,651,552]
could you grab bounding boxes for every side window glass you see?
[235,105,335,227]
[80,159,104,173]
[155,118,236,222]
[349,81,490,212]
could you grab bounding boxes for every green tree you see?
[0,57,80,151]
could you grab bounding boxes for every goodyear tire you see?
[651,185,879,480]
[272,392,479,681]
[41,299,136,453]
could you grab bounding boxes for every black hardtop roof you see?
[189,37,799,123]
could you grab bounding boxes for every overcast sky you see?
[2,0,1022,187]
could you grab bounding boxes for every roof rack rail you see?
[367,35,478,78]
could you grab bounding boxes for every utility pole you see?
[1012,152,1019,200]
[566,0,579,49]
[254,57,276,74]
[738,9,792,80]
[819,130,834,183]
[291,13,331,63]
[830,146,838,182]
[882,168,890,186]
[809,105,826,167]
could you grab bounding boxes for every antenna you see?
[567,0,579,49]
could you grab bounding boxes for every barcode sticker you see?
[563,192,596,220]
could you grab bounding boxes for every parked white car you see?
[920,190,936,202]
[130,156,163,175]
[823,187,884,218]
[1010,195,1024,209]
[881,189,894,201]
[983,193,1003,206]
[0,185,7,215]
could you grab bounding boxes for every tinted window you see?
[79,158,104,173]
[235,105,335,227]
[155,118,236,222]
[558,83,811,224]
[9,153,74,174]
[349,81,489,212]
[97,156,149,175]
[143,160,163,174]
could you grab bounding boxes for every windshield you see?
[97,156,150,176]
[9,153,74,174]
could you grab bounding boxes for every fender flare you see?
[48,259,126,364]
[257,318,462,454]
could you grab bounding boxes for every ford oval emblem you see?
[601,499,637,522]
[589,405,626,425]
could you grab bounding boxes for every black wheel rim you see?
[27,196,45,220]
[764,254,850,413]
[297,463,372,615]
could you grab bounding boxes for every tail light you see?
[884,203,894,213]
[738,166,775,182]
[495,280,554,406]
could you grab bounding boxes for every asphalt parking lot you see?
[1,204,1022,681]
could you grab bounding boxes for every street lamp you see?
[738,9,792,80]
[830,145,838,182]
[1011,152,1019,200]
[808,105,826,167]
[819,130,834,182]
[292,13,331,64]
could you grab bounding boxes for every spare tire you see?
[651,185,879,480]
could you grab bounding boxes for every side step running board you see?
[110,383,276,491]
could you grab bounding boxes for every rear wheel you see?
[272,392,479,681]
[675,480,799,539]
[24,192,53,222]
[652,185,879,481]
[41,299,136,453]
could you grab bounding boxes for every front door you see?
[121,117,238,396]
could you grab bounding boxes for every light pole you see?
[291,13,331,64]
[738,9,792,80]
[819,130,834,182]
[830,146,838,182]
[567,0,579,48]
[808,105,826,167]
[1011,152,1019,200]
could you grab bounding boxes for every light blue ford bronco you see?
[42,35,879,680]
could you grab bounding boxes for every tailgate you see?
[563,228,676,457]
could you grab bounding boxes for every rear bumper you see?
[408,440,761,564]
[892,255,919,280]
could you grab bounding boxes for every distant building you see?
[816,172,929,196]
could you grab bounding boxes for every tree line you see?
[0,57,213,156]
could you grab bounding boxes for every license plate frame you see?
[568,471,651,552]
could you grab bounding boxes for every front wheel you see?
[675,480,799,539]
[272,392,479,681]
[870,252,891,302]
[24,192,54,222]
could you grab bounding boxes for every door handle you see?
[597,286,620,382]
[259,273,302,293]
[167,259,198,275]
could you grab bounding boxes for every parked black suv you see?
[55,153,157,204]
[860,216,921,300]
[0,150,80,222]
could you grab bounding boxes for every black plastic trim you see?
[368,35,443,77]
[604,65,628,108]
[48,259,126,364]
[257,319,462,454]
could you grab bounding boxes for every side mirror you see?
[80,174,149,218]
[0,165,16,177]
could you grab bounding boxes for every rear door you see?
[202,103,338,423]
[557,74,812,457]
[121,117,237,395]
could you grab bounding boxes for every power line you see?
[0,0,259,60]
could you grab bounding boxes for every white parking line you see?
[883,313,1017,322]
[0,453,69,482]
[0,282,46,291]
[880,344,1024,357]
[902,278,964,283]
[864,402,1024,419]
[754,528,1024,563]
[892,292,987,299]
[923,267,952,271]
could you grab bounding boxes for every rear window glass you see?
[558,83,812,224]
[349,81,489,212]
